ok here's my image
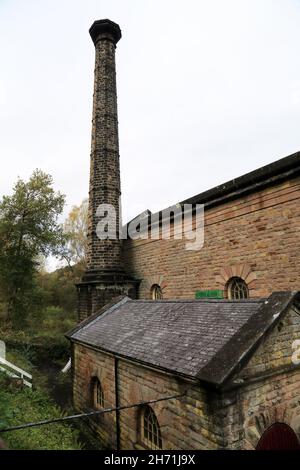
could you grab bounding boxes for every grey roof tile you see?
[67,292,299,386]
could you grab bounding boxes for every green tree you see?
[63,198,88,268]
[0,170,66,327]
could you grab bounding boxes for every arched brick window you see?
[227,277,249,300]
[151,284,163,300]
[90,376,104,409]
[140,405,162,449]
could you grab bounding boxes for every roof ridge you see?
[67,291,299,388]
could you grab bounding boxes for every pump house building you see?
[67,19,300,450]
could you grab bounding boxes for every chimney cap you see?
[89,19,122,45]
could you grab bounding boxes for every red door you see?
[256,423,300,450]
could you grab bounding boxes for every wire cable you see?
[0,392,185,433]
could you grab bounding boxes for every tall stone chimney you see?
[77,19,139,321]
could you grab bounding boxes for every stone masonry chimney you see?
[77,19,139,321]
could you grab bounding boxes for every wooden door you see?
[256,423,300,450]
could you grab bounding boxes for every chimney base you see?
[76,270,140,322]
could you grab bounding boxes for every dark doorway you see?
[256,423,300,450]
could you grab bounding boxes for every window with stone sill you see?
[151,284,163,300]
[227,277,249,300]
[90,376,104,409]
[140,405,162,450]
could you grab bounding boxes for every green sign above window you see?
[195,290,224,299]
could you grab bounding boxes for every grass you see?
[0,373,82,450]
[0,305,76,342]
[6,348,34,373]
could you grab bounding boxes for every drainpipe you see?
[114,357,120,450]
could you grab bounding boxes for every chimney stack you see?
[77,19,139,321]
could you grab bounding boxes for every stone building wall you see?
[240,304,300,378]
[72,343,227,450]
[72,303,300,450]
[123,176,300,299]
[222,304,300,449]
[223,369,300,449]
[72,343,117,448]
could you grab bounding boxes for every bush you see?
[38,306,75,334]
[6,348,34,373]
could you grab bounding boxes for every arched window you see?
[227,277,249,300]
[151,284,163,300]
[141,405,162,449]
[256,423,300,450]
[90,377,104,409]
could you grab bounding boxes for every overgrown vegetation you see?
[0,263,84,363]
[0,374,82,450]
[62,198,88,268]
[0,173,90,449]
[0,171,87,331]
[0,170,66,328]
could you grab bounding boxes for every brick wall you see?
[123,177,300,299]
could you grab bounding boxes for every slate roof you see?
[67,292,300,387]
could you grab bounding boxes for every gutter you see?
[114,357,120,450]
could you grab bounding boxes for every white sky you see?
[1,0,300,269]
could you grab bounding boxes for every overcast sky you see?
[1,0,300,268]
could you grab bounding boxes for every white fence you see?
[0,356,32,388]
